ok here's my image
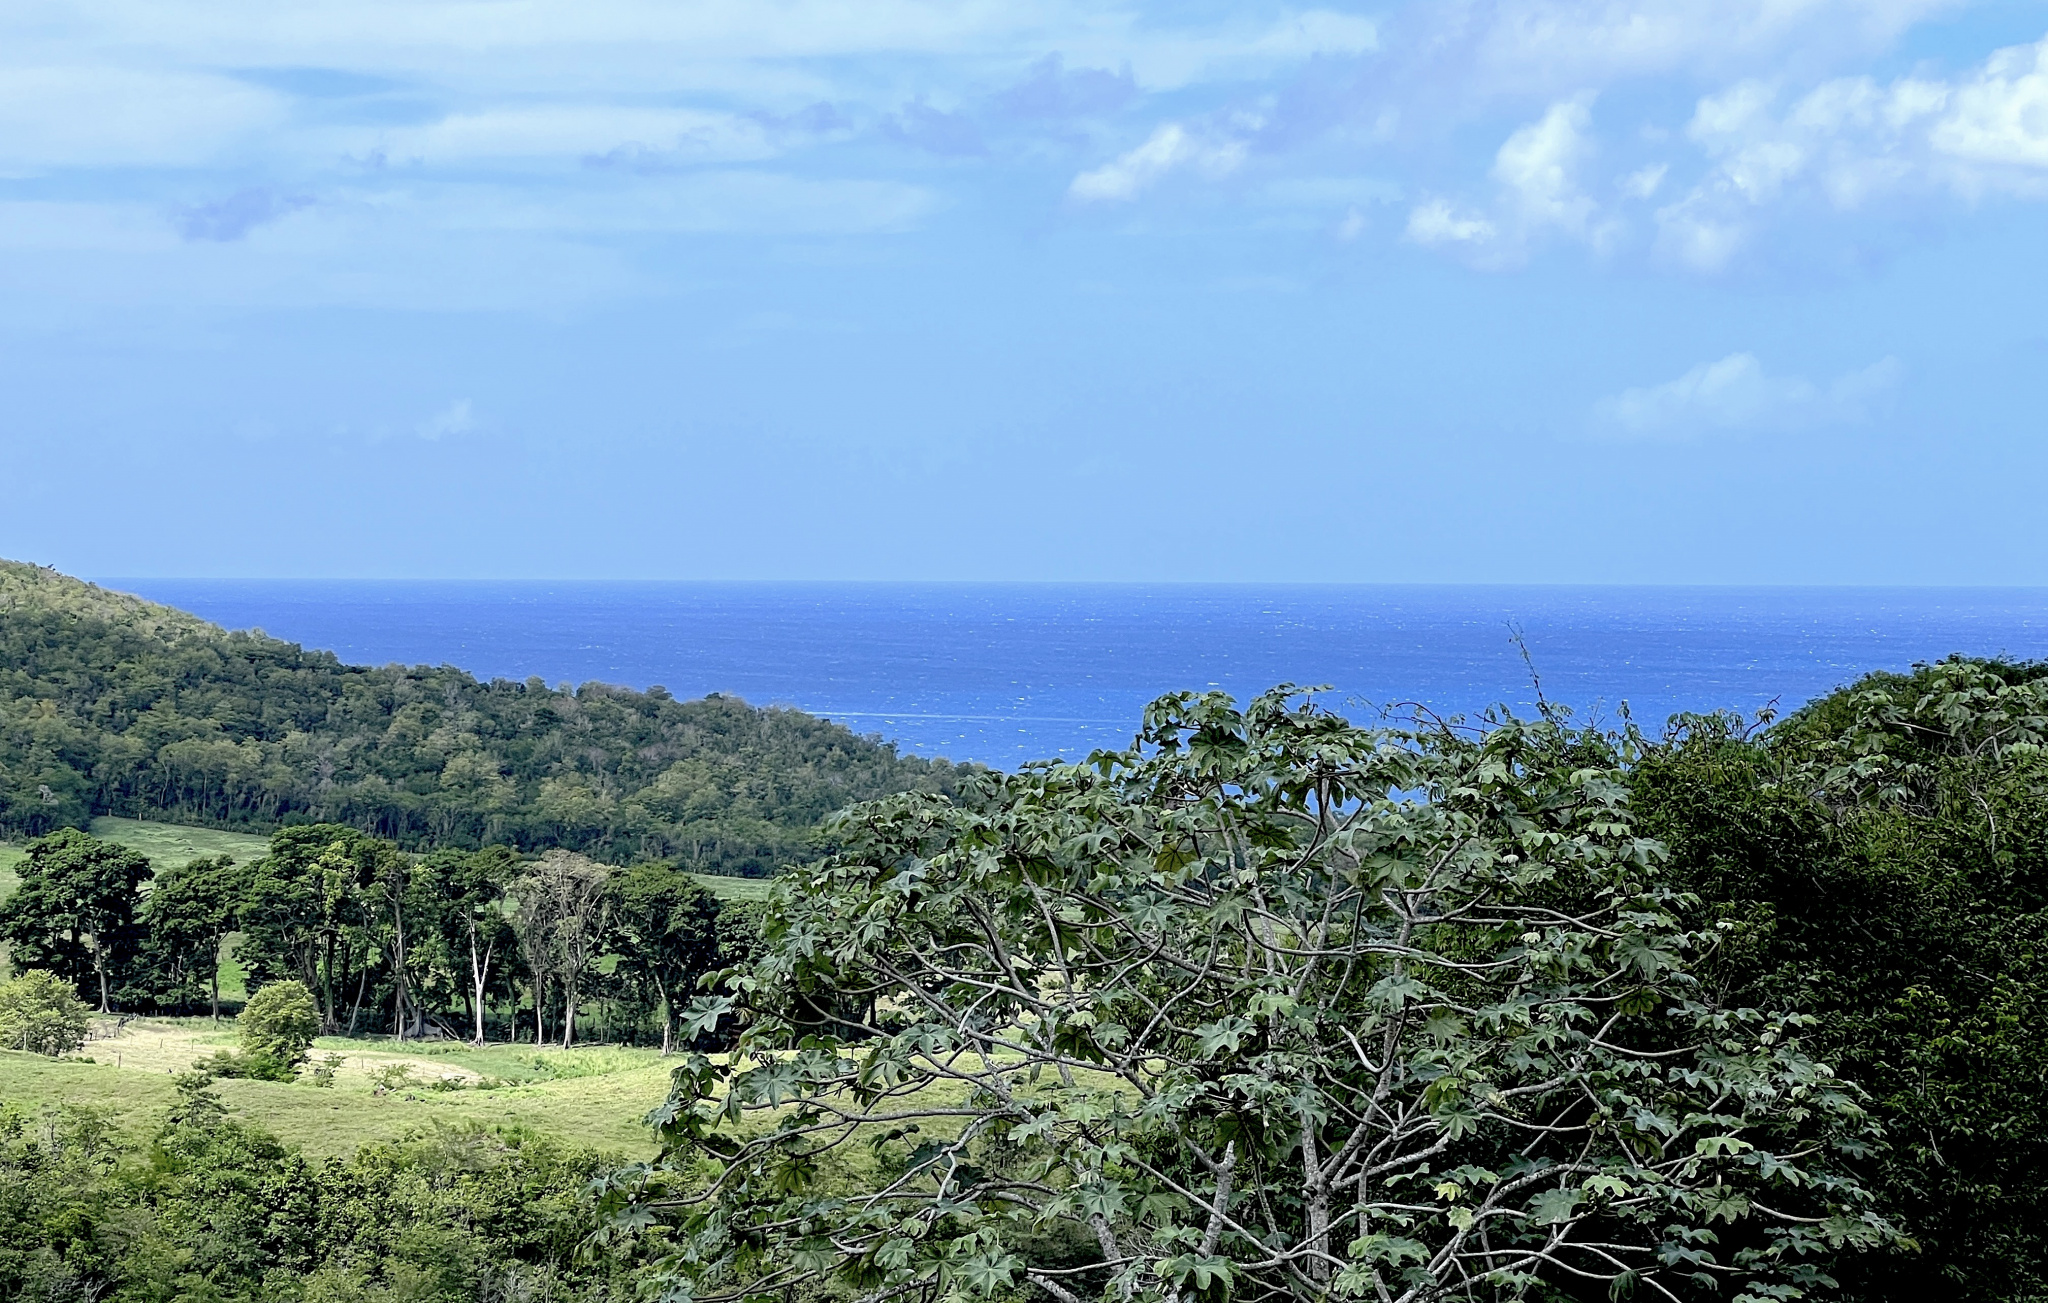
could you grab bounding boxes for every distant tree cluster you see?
[0,559,961,873]
[0,822,755,1050]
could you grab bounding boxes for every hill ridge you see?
[0,559,958,872]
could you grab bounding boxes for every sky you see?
[2,0,2046,583]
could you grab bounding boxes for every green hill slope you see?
[0,559,960,873]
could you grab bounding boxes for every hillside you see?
[0,559,960,873]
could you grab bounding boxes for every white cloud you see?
[1654,32,2048,268]
[1405,95,1610,261]
[1619,163,1668,197]
[416,398,475,439]
[1069,123,1248,202]
[1405,197,1496,245]
[1931,36,2048,168]
[1593,351,1900,437]
[1492,93,1597,232]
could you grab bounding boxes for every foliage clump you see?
[199,978,321,1081]
[1631,655,2048,1299]
[0,1082,654,1301]
[608,688,1901,1303]
[0,969,92,1056]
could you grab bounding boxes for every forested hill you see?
[0,559,960,873]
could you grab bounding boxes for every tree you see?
[422,845,520,1044]
[0,828,151,1011]
[239,824,391,1034]
[141,854,251,1020]
[612,689,1899,1303]
[362,840,436,1040]
[607,862,722,1054]
[0,969,92,1055]
[514,850,612,1049]
[1629,656,2048,1299]
[238,979,320,1069]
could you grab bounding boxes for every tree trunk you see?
[656,975,672,1056]
[346,961,371,1037]
[470,932,494,1046]
[560,979,577,1049]
[209,938,222,1022]
[93,939,111,1013]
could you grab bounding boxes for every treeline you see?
[3,1080,647,1301]
[0,823,756,1049]
[0,560,961,874]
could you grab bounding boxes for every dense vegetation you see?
[3,1079,652,1301]
[622,688,1899,1303]
[622,661,2048,1303]
[0,560,960,874]
[1631,656,2048,1301]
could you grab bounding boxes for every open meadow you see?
[2,816,778,1160]
[1,1016,681,1159]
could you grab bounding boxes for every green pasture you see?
[87,815,274,868]
[0,1018,682,1159]
[3,818,781,1155]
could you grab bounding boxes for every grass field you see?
[0,1018,681,1159]
[88,815,275,868]
[2,818,782,1158]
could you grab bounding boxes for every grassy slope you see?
[87,816,274,868]
[1,1019,679,1159]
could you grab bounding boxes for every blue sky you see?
[3,0,2046,582]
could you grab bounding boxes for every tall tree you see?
[607,861,722,1054]
[422,845,519,1044]
[0,828,151,1012]
[619,689,1900,1303]
[239,824,387,1034]
[141,854,251,1021]
[514,850,612,1049]
[362,839,435,1040]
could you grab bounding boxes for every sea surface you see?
[102,582,2048,768]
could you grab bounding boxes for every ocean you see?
[103,582,2048,768]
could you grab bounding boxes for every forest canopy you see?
[0,560,961,874]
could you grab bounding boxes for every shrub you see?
[237,980,319,1067]
[0,970,92,1056]
[196,1048,299,1081]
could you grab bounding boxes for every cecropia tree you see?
[603,689,1899,1303]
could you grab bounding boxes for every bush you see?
[237,980,319,1068]
[0,970,92,1056]
[196,1048,299,1081]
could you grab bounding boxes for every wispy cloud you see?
[1069,122,1249,202]
[174,188,311,241]
[415,399,476,439]
[1593,352,1901,438]
[883,101,987,157]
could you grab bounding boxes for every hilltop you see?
[0,559,961,873]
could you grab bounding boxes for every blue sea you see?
[102,582,2048,768]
